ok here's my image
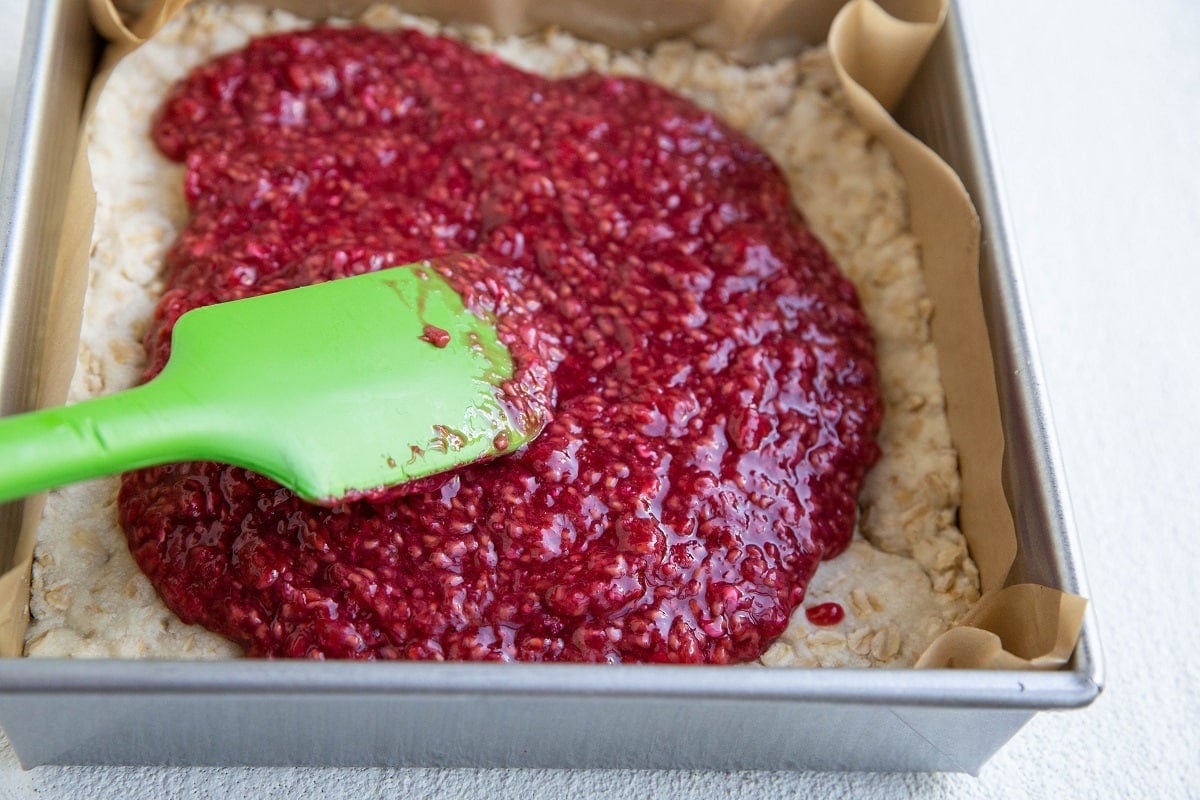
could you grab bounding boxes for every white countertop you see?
[2,0,1198,797]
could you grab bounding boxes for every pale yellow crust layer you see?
[25,2,979,665]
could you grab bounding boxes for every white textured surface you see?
[1,0,1199,797]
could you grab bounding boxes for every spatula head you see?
[158,261,544,504]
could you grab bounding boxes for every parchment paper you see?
[5,0,1086,669]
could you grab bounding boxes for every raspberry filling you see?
[119,27,882,663]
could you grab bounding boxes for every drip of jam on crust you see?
[805,602,846,627]
[120,27,881,663]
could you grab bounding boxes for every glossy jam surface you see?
[120,27,882,663]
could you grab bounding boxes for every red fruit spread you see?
[119,27,882,663]
[805,602,846,627]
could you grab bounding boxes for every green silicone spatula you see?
[0,262,542,506]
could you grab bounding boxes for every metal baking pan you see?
[0,0,1102,772]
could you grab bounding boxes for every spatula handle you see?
[0,379,198,504]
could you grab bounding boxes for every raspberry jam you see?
[120,27,882,663]
[805,602,846,627]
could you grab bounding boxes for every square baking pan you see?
[0,0,1102,772]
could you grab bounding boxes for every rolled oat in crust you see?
[24,2,979,665]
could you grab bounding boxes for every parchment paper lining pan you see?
[2,0,1086,668]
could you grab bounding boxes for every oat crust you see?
[25,3,979,666]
